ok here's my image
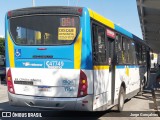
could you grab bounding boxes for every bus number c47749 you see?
[46,61,64,68]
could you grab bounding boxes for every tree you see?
[0,37,5,55]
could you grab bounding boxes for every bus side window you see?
[135,44,142,65]
[142,45,147,64]
[115,34,123,64]
[125,38,130,64]
[92,24,98,64]
[92,24,106,65]
[129,40,137,64]
[122,37,128,64]
[128,39,133,64]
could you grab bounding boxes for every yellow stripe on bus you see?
[93,66,109,70]
[8,34,15,67]
[125,66,129,76]
[74,30,82,69]
[89,9,114,29]
[88,9,94,18]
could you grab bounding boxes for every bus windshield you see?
[10,15,80,45]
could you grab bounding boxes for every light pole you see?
[32,0,35,7]
[76,0,79,6]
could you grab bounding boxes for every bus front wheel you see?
[117,86,125,112]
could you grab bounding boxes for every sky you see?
[0,0,142,39]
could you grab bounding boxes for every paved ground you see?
[0,84,7,104]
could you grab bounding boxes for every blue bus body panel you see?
[14,45,74,69]
[5,15,10,67]
[116,65,139,69]
[81,8,93,70]
[114,24,133,38]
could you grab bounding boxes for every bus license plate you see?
[38,86,51,92]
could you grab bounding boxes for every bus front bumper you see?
[8,92,93,111]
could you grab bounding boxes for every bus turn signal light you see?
[82,80,86,84]
[77,70,88,97]
[7,69,15,94]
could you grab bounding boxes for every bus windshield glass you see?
[10,15,80,45]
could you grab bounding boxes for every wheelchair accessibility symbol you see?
[15,49,21,57]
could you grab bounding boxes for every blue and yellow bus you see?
[5,6,151,111]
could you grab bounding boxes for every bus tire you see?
[143,77,147,89]
[117,86,125,112]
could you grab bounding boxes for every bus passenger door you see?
[106,29,116,105]
[108,37,116,105]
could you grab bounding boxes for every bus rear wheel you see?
[117,86,125,112]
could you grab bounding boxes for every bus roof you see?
[7,6,83,18]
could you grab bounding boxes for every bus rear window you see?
[9,15,80,45]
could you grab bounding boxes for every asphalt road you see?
[0,80,159,120]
